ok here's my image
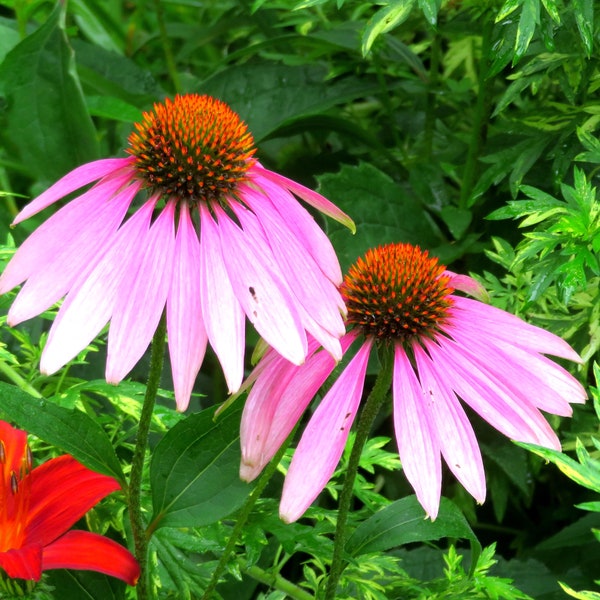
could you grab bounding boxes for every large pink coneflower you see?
[0,94,353,411]
[240,242,586,522]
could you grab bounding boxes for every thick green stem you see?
[238,557,313,600]
[153,0,181,93]
[129,314,167,600]
[201,429,297,599]
[458,18,494,210]
[324,349,394,600]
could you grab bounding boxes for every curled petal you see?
[42,531,139,585]
[0,545,43,581]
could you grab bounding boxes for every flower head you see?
[0,420,138,584]
[0,94,353,411]
[239,242,586,522]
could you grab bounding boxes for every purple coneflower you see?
[239,242,586,522]
[0,94,353,411]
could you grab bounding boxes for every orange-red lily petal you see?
[0,420,139,585]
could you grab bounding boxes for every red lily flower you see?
[0,420,139,584]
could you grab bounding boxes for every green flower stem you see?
[324,349,394,600]
[237,557,313,600]
[0,360,41,399]
[129,314,167,600]
[458,17,494,211]
[201,429,297,600]
[153,0,181,93]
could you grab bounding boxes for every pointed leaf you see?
[150,405,254,530]
[362,0,416,56]
[0,382,124,484]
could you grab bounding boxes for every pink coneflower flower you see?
[0,420,139,587]
[0,94,353,411]
[240,242,586,522]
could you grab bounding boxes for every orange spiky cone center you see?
[128,94,256,205]
[341,243,454,342]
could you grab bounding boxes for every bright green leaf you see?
[362,0,416,56]
[149,405,253,530]
[513,0,540,65]
[0,382,124,483]
[573,0,593,56]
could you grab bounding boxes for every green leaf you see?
[317,163,443,274]
[362,0,416,56]
[46,569,125,600]
[149,405,253,530]
[346,496,481,558]
[0,2,99,183]
[496,0,523,22]
[417,0,440,25]
[513,0,539,65]
[0,382,124,483]
[573,0,593,56]
[199,63,383,141]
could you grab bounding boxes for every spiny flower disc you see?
[128,94,256,204]
[341,243,454,342]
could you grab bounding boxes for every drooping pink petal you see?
[252,163,355,233]
[0,544,43,581]
[280,339,372,523]
[215,205,307,366]
[106,200,176,384]
[167,203,208,411]
[241,332,358,482]
[6,177,140,325]
[441,320,585,416]
[424,336,562,450]
[451,296,582,362]
[42,530,139,585]
[393,345,442,519]
[40,199,157,375]
[25,455,120,547]
[413,343,486,504]
[246,170,344,285]
[14,158,135,224]
[198,204,246,393]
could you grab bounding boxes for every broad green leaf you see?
[149,405,253,530]
[496,0,523,22]
[362,0,416,56]
[541,0,560,22]
[346,496,481,558]
[199,63,383,141]
[513,0,539,65]
[0,382,124,483]
[0,23,20,63]
[317,162,443,274]
[417,0,440,25]
[46,569,125,600]
[573,0,593,56]
[0,3,99,183]
[85,95,142,122]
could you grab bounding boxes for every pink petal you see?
[413,343,486,504]
[42,531,139,585]
[444,271,489,302]
[6,177,140,325]
[451,296,582,363]
[393,345,442,519]
[245,170,344,284]
[167,203,208,411]
[199,204,245,393]
[241,332,357,481]
[280,339,372,523]
[215,206,307,366]
[40,200,156,375]
[424,336,561,450]
[106,200,176,384]
[252,163,355,233]
[14,157,135,224]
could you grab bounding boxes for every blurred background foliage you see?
[0,0,599,598]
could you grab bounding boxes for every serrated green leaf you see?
[346,496,481,557]
[316,163,443,274]
[573,0,593,56]
[0,382,124,483]
[362,0,416,56]
[149,405,253,530]
[0,3,99,183]
[513,0,539,65]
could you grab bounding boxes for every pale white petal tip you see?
[446,272,489,302]
[278,508,298,525]
[240,461,262,483]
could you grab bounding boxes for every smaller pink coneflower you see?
[239,242,586,522]
[0,94,353,411]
